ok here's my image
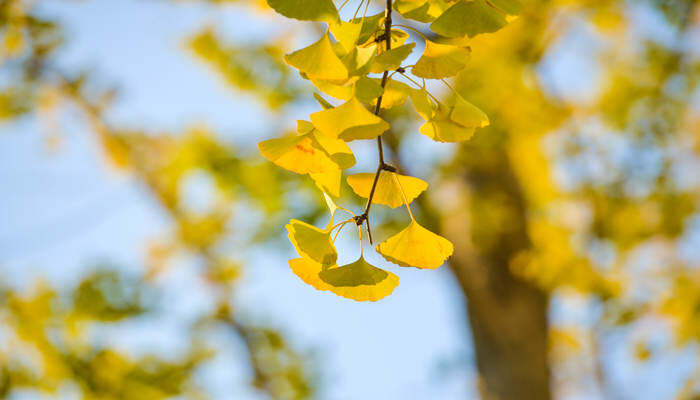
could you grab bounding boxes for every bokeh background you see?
[1,0,700,399]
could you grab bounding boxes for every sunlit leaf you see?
[313,78,354,100]
[258,133,337,174]
[267,0,339,23]
[310,97,390,141]
[330,20,362,52]
[288,257,399,301]
[431,0,507,38]
[419,95,488,142]
[369,43,416,73]
[296,120,315,134]
[393,0,448,22]
[312,130,356,169]
[286,219,337,265]
[489,0,523,15]
[372,78,412,109]
[376,221,454,269]
[347,172,428,208]
[314,92,335,109]
[341,44,377,76]
[284,33,348,82]
[408,87,436,120]
[412,40,471,79]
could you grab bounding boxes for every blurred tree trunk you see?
[441,143,551,400]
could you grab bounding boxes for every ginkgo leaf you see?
[312,131,356,169]
[314,92,334,109]
[347,172,428,208]
[408,87,436,121]
[284,33,348,82]
[330,20,362,52]
[258,133,338,174]
[267,0,339,23]
[341,44,377,76]
[489,0,523,15]
[369,43,416,73]
[286,219,337,265]
[312,168,342,198]
[310,97,390,141]
[296,120,315,134]
[354,13,385,45]
[288,257,399,301]
[312,78,354,100]
[412,39,471,79]
[419,95,489,142]
[372,79,412,109]
[355,76,384,103]
[376,221,453,269]
[431,0,507,38]
[393,0,449,22]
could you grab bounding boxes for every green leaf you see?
[369,43,416,73]
[489,0,523,15]
[284,33,348,82]
[431,0,507,38]
[412,40,471,79]
[355,76,384,103]
[267,0,339,23]
[286,219,337,265]
[353,13,385,45]
[310,97,390,141]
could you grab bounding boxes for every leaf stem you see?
[355,0,394,245]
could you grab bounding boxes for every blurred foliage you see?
[1,0,700,398]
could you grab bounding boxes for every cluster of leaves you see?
[259,0,520,301]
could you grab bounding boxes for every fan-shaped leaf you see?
[312,131,356,169]
[267,0,339,23]
[310,97,390,141]
[311,168,342,197]
[412,40,471,79]
[419,95,488,142]
[330,20,363,52]
[347,172,428,208]
[286,219,337,265]
[431,0,507,38]
[355,76,384,103]
[284,33,348,82]
[289,257,399,301]
[489,0,523,15]
[369,43,416,73]
[376,221,454,269]
[258,133,338,174]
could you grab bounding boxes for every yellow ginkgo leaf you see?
[267,0,339,23]
[489,0,523,16]
[376,221,454,269]
[408,87,436,121]
[347,172,428,208]
[296,120,315,134]
[312,168,342,197]
[330,20,362,52]
[310,97,390,141]
[312,131,356,169]
[412,39,471,79]
[284,33,348,82]
[369,43,416,73]
[312,78,354,100]
[431,0,507,38]
[286,219,337,265]
[258,133,338,174]
[393,0,447,22]
[314,92,334,109]
[371,78,412,110]
[288,257,399,301]
[341,44,377,76]
[419,95,489,142]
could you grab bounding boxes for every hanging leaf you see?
[341,44,377,76]
[311,168,342,197]
[412,39,471,79]
[431,0,507,38]
[376,221,454,269]
[296,120,315,134]
[286,219,337,265]
[314,92,335,109]
[330,20,363,52]
[312,130,356,169]
[369,43,416,73]
[372,78,412,109]
[267,0,339,23]
[489,0,523,16]
[408,87,436,121]
[310,97,390,141]
[347,172,428,208]
[258,133,338,174]
[393,0,449,22]
[355,76,385,103]
[289,257,399,301]
[353,13,385,45]
[419,94,489,142]
[284,33,348,82]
